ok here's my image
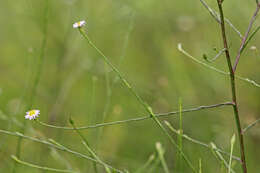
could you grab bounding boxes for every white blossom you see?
[73,20,86,28]
[25,110,40,120]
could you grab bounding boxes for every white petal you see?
[73,23,78,28]
[73,20,86,28]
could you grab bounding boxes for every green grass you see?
[0,0,260,173]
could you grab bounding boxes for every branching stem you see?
[216,0,247,172]
[233,3,260,72]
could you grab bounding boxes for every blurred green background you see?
[0,0,260,172]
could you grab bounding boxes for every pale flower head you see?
[25,110,40,120]
[73,20,86,28]
[250,46,257,51]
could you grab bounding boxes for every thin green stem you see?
[77,27,196,172]
[78,28,148,113]
[198,158,202,173]
[13,1,49,173]
[164,121,241,162]
[210,143,236,173]
[243,118,260,133]
[81,141,112,173]
[69,118,98,173]
[69,118,114,173]
[199,0,243,38]
[177,98,183,171]
[11,155,78,173]
[178,43,260,88]
[241,25,260,53]
[216,1,247,172]
[233,3,260,72]
[0,129,124,173]
[36,102,233,130]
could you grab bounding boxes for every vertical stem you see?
[12,1,49,173]
[216,1,247,173]
[78,28,197,173]
[177,98,183,171]
[69,118,99,173]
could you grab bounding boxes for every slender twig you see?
[233,3,260,72]
[69,118,113,173]
[210,48,226,62]
[164,121,241,162]
[11,155,78,173]
[77,27,197,172]
[36,102,233,130]
[216,1,247,172]
[199,0,243,38]
[0,129,124,173]
[243,118,260,133]
[178,43,260,88]
[69,118,99,173]
[241,26,260,53]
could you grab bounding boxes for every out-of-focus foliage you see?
[0,0,260,172]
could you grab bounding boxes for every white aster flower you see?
[25,110,40,120]
[73,20,86,28]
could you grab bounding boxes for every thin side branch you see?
[233,3,260,72]
[243,118,260,133]
[199,0,243,38]
[164,121,241,162]
[36,102,233,130]
[177,43,260,88]
[11,155,78,173]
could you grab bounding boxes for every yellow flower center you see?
[28,110,36,116]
